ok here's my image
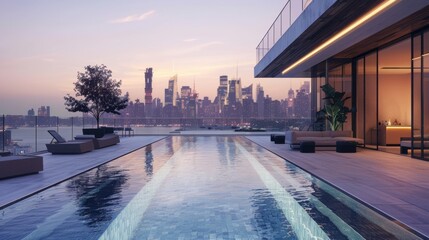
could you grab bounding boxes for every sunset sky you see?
[0,0,307,116]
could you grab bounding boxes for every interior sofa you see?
[0,155,43,179]
[400,137,429,154]
[285,130,364,150]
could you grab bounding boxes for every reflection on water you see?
[145,145,153,176]
[66,165,129,227]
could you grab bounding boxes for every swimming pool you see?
[0,136,422,239]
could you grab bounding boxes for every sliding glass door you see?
[412,30,429,160]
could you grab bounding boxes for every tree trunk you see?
[96,115,100,129]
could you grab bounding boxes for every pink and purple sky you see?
[0,0,307,116]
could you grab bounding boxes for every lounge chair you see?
[0,155,43,179]
[75,133,120,149]
[46,130,94,154]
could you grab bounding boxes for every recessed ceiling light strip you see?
[282,0,397,75]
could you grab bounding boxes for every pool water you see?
[0,137,422,239]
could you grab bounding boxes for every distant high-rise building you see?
[295,89,310,118]
[27,108,35,116]
[180,86,192,116]
[242,84,253,101]
[152,98,162,117]
[227,79,242,105]
[256,84,264,118]
[301,81,310,94]
[220,75,228,86]
[288,88,295,99]
[145,68,153,117]
[180,86,192,99]
[287,88,295,117]
[217,75,228,114]
[37,106,50,117]
[164,75,178,107]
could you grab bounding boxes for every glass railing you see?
[0,114,312,155]
[256,0,313,62]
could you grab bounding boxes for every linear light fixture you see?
[380,66,429,69]
[282,0,397,75]
[386,126,411,129]
[412,52,429,61]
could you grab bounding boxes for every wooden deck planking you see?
[246,136,429,237]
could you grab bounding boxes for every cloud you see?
[111,10,155,24]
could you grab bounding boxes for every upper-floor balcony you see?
[256,0,313,63]
[255,0,429,78]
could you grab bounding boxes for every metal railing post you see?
[2,114,4,152]
[35,116,38,152]
[71,117,74,140]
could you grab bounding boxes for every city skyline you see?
[0,0,309,117]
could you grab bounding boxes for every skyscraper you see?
[217,75,228,114]
[227,79,242,105]
[242,84,253,101]
[301,81,310,94]
[164,75,178,107]
[37,106,50,117]
[256,84,264,118]
[144,68,153,117]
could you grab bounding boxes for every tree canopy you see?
[64,65,128,128]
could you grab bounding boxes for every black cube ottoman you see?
[336,141,357,153]
[273,135,285,144]
[0,151,11,157]
[300,141,315,153]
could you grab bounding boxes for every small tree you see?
[64,65,128,128]
[319,83,351,131]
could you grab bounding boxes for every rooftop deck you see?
[246,136,429,238]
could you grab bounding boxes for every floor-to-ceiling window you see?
[412,29,429,160]
[378,38,411,153]
[343,64,352,131]
[328,63,353,131]
[424,30,429,160]
[312,29,428,159]
[356,58,365,143]
[364,52,378,149]
[354,38,412,153]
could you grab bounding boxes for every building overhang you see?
[255,0,429,78]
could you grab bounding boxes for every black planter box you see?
[100,127,115,134]
[83,128,105,138]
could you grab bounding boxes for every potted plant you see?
[319,83,351,131]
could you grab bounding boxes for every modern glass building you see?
[255,0,429,160]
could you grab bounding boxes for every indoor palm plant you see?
[319,83,351,131]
